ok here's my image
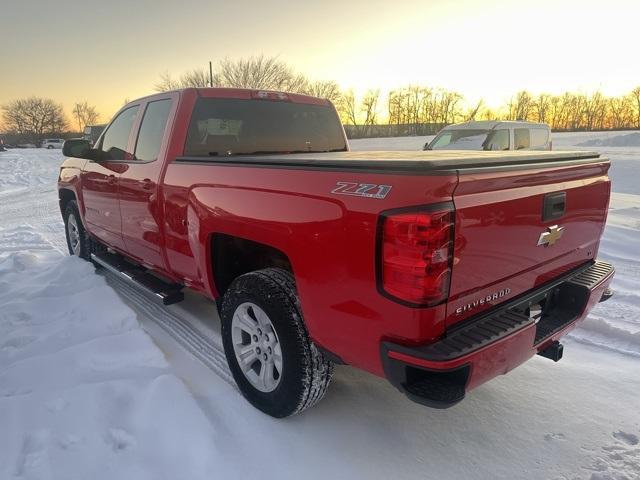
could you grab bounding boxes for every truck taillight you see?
[378,206,454,306]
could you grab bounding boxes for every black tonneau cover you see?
[176,150,603,173]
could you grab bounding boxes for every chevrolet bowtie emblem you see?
[537,225,564,247]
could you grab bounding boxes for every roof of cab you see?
[442,120,550,130]
[123,87,331,107]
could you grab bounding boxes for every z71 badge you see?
[331,182,392,199]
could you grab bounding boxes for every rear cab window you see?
[184,98,347,156]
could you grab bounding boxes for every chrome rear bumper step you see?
[91,252,184,305]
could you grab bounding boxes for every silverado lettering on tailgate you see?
[455,288,512,315]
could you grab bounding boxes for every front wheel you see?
[63,200,91,260]
[221,268,333,418]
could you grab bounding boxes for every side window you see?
[99,106,139,160]
[530,128,549,149]
[485,129,510,150]
[514,128,530,150]
[134,99,172,162]
[430,132,452,149]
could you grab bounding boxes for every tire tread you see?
[222,267,333,417]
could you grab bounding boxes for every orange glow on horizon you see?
[1,0,639,124]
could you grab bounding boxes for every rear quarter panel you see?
[162,163,457,375]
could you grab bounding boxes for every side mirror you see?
[423,142,431,151]
[62,139,91,158]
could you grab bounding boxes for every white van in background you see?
[424,121,552,151]
[42,139,65,149]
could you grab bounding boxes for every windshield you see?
[428,128,510,151]
[184,98,347,156]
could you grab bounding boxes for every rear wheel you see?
[63,200,91,260]
[221,268,333,417]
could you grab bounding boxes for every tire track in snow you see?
[102,272,236,390]
[0,186,66,255]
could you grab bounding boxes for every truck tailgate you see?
[447,155,611,327]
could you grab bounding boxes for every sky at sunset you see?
[1,0,639,123]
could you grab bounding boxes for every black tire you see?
[221,268,333,418]
[63,200,91,260]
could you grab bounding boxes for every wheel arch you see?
[58,188,77,216]
[209,233,293,297]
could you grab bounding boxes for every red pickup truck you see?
[58,88,614,417]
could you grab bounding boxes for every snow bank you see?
[0,251,222,479]
[565,222,640,358]
[578,131,640,147]
[0,149,61,194]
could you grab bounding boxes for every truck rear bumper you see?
[381,260,615,409]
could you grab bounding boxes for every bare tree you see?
[71,101,99,132]
[1,97,67,142]
[181,68,210,88]
[387,85,464,132]
[481,107,499,121]
[304,80,342,105]
[214,55,309,92]
[155,68,210,92]
[607,96,633,130]
[507,91,534,121]
[361,89,380,129]
[157,56,315,93]
[436,89,463,124]
[339,90,358,126]
[583,92,607,130]
[630,87,640,128]
[155,72,180,92]
[534,94,551,123]
[387,90,402,125]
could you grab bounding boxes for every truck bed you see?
[176,150,602,172]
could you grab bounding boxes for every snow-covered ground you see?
[1,133,639,480]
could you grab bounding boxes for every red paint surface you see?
[387,268,613,391]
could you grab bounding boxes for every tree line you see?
[504,89,640,131]
[155,56,640,134]
[0,98,99,145]
[3,55,640,143]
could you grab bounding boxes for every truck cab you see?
[425,120,552,151]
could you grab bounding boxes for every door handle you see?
[141,178,153,190]
[542,192,566,221]
[107,174,117,185]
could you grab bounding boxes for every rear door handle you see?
[141,178,153,190]
[107,174,117,185]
